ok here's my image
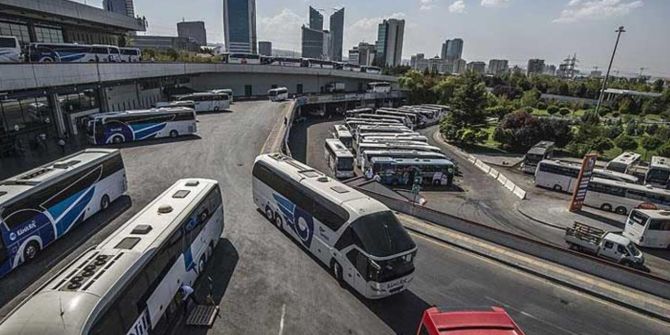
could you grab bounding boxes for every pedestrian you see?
[58,138,66,155]
[179,283,197,317]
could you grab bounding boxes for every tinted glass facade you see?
[224,0,257,54]
[329,8,344,61]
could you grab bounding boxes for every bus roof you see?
[91,107,193,119]
[371,156,453,166]
[0,178,219,335]
[650,156,670,170]
[608,151,641,166]
[333,124,352,136]
[591,177,670,195]
[325,138,353,157]
[363,150,446,159]
[256,154,388,214]
[357,125,411,132]
[0,149,119,206]
[631,209,670,219]
[527,141,555,155]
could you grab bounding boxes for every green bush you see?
[547,105,559,115]
[614,134,638,151]
[559,107,571,116]
[536,101,548,110]
[657,144,670,157]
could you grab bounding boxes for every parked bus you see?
[332,124,353,149]
[521,141,555,174]
[324,138,355,179]
[28,43,120,63]
[606,152,641,174]
[534,160,639,193]
[354,133,423,153]
[266,56,302,67]
[0,149,126,277]
[357,113,412,128]
[0,36,21,63]
[155,100,196,110]
[355,124,412,138]
[369,157,455,186]
[303,58,337,68]
[268,87,289,102]
[178,92,230,112]
[357,142,441,163]
[398,106,444,127]
[623,209,670,249]
[345,119,402,133]
[0,178,223,334]
[252,154,417,299]
[87,107,197,145]
[361,66,382,74]
[211,89,234,103]
[361,150,447,171]
[360,135,428,144]
[226,52,261,64]
[345,108,374,117]
[584,177,670,215]
[646,156,670,188]
[119,47,141,62]
[367,82,391,93]
[376,109,419,126]
[343,63,361,72]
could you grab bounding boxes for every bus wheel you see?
[24,241,41,262]
[553,185,563,192]
[265,206,274,221]
[100,195,110,211]
[169,130,179,138]
[600,204,612,212]
[112,136,124,144]
[274,212,283,229]
[331,261,344,285]
[615,206,628,215]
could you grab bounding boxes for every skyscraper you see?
[177,21,207,46]
[445,38,463,61]
[103,0,134,17]
[309,6,323,31]
[301,26,330,59]
[329,8,344,61]
[223,0,257,54]
[527,59,545,75]
[375,18,405,67]
[488,59,509,75]
[258,41,272,56]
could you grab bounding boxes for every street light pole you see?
[595,26,625,116]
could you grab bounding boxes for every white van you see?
[0,36,21,63]
[178,92,230,112]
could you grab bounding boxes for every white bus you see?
[268,87,289,102]
[252,154,417,299]
[360,135,428,144]
[361,66,382,74]
[0,178,223,334]
[398,106,444,127]
[357,113,413,128]
[345,119,402,133]
[367,82,391,93]
[354,134,423,153]
[324,138,355,179]
[211,89,234,103]
[266,56,303,67]
[332,124,353,149]
[645,156,670,188]
[355,125,413,141]
[119,47,141,62]
[357,142,442,164]
[227,52,261,64]
[523,142,556,173]
[155,100,196,110]
[369,157,455,186]
[0,149,126,278]
[624,209,670,249]
[534,160,639,193]
[606,152,641,174]
[376,109,419,127]
[87,107,197,145]
[0,36,21,63]
[178,92,230,112]
[344,108,374,117]
[584,177,670,215]
[361,150,447,171]
[28,43,120,63]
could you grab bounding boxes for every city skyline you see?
[77,0,669,77]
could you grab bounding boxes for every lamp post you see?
[595,26,625,116]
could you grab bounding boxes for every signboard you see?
[569,153,598,212]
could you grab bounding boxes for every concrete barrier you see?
[474,160,491,174]
[467,154,477,163]
[504,179,516,192]
[513,187,527,200]
[497,173,508,185]
[488,168,499,179]
[353,186,670,302]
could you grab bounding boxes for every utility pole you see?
[595,26,625,116]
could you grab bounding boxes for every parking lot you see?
[0,102,667,334]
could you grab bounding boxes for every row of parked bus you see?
[0,147,420,333]
[0,36,141,63]
[324,105,456,187]
[224,52,383,73]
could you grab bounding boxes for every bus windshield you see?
[337,157,354,171]
[648,169,670,184]
[351,211,416,257]
[525,153,544,164]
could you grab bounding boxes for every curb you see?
[399,214,670,323]
[516,204,566,230]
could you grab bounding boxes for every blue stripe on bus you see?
[58,53,86,62]
[132,123,167,140]
[53,187,95,237]
[46,189,87,220]
[272,193,314,248]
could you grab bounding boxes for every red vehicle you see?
[417,306,526,335]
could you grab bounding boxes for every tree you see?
[487,105,513,121]
[447,72,489,127]
[520,88,541,107]
[493,110,572,151]
[657,143,670,157]
[559,107,571,116]
[653,79,665,93]
[547,105,559,115]
[614,135,638,151]
[591,137,614,154]
[641,136,663,159]
[581,110,600,126]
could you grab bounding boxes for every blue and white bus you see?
[226,53,261,64]
[28,43,121,63]
[0,149,126,277]
[252,154,417,299]
[0,179,224,334]
[86,107,197,145]
[369,156,455,186]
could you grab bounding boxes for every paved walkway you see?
[517,199,626,231]
[0,135,88,180]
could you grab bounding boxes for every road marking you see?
[278,303,286,335]
[485,296,580,335]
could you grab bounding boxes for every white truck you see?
[565,222,646,270]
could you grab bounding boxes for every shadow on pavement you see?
[105,134,202,149]
[643,248,670,262]
[574,209,625,229]
[0,195,132,314]
[169,238,239,335]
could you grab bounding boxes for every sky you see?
[78,0,669,78]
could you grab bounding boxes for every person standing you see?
[57,138,66,155]
[179,283,197,317]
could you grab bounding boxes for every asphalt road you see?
[1,104,668,335]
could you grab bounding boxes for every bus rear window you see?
[0,37,17,48]
[629,211,648,226]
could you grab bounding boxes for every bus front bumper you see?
[365,274,414,299]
